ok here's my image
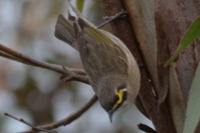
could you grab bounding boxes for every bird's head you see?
[97,82,128,122]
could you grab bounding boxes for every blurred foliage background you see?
[0,0,153,133]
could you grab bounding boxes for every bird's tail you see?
[55,3,90,49]
[55,4,118,49]
[55,14,76,49]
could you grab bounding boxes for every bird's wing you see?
[76,22,129,89]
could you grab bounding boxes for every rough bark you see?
[101,0,200,133]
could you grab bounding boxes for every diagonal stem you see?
[0,44,88,83]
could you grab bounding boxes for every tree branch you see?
[5,95,98,133]
[0,44,88,83]
[36,95,98,130]
[4,113,57,133]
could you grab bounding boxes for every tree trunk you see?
[101,0,200,133]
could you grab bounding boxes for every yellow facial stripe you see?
[116,90,124,104]
[114,90,124,108]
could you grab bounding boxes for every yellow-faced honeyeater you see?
[55,6,141,121]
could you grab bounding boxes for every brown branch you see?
[0,51,24,62]
[37,95,97,129]
[4,113,57,133]
[0,44,88,83]
[8,95,98,133]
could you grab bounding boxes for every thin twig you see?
[4,113,57,133]
[0,51,24,62]
[17,95,98,133]
[0,44,83,73]
[0,44,88,83]
[38,95,97,128]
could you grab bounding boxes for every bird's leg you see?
[97,9,127,28]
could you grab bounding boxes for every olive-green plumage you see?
[55,6,140,121]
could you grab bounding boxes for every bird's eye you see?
[114,95,119,102]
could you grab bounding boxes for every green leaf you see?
[183,63,200,133]
[76,0,85,12]
[165,16,200,67]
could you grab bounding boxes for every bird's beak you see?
[108,109,114,123]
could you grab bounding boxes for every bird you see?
[55,5,141,122]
